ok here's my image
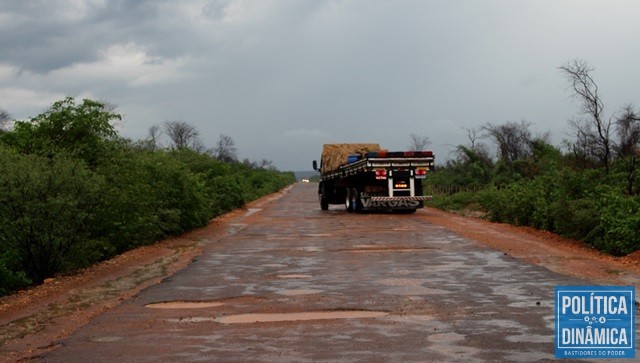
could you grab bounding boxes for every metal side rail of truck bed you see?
[322,156,435,180]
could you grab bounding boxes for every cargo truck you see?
[312,144,435,212]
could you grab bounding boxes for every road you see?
[31,183,613,361]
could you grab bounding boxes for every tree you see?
[242,158,276,170]
[565,118,600,169]
[614,104,640,195]
[463,127,481,152]
[257,159,276,170]
[213,134,238,163]
[0,108,11,132]
[615,104,640,158]
[148,124,162,149]
[482,120,533,164]
[408,133,431,151]
[163,120,203,151]
[560,59,612,172]
[2,97,121,167]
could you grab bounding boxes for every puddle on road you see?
[342,245,433,253]
[377,278,426,286]
[277,289,323,296]
[89,336,123,343]
[214,310,389,324]
[146,295,264,310]
[277,274,312,279]
[167,317,217,323]
[297,246,323,252]
[428,332,465,343]
[244,208,262,217]
[146,301,225,309]
[226,223,247,235]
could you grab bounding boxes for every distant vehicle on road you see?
[312,144,434,213]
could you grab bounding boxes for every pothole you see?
[277,274,312,279]
[89,336,124,343]
[277,289,323,296]
[146,301,225,309]
[167,317,217,323]
[428,332,466,343]
[377,278,426,286]
[227,223,247,235]
[214,310,389,324]
[297,246,323,252]
[244,208,262,217]
[340,246,433,253]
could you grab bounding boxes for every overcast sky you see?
[2,0,640,170]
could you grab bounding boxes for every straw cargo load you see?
[321,143,381,173]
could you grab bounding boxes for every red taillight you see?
[415,169,427,178]
[375,169,387,179]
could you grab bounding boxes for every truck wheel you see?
[320,197,329,211]
[320,184,329,211]
[345,188,353,213]
[352,188,362,212]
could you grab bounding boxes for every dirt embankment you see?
[421,207,640,287]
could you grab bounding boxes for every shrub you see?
[0,247,31,295]
[552,198,600,240]
[427,191,478,211]
[592,186,640,256]
[0,147,102,283]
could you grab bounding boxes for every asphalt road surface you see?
[41,183,612,362]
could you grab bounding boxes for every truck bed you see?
[321,151,435,180]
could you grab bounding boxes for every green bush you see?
[0,247,31,295]
[592,186,640,256]
[478,182,536,226]
[93,151,183,253]
[551,198,600,240]
[0,147,102,283]
[1,97,121,168]
[427,191,478,211]
[0,98,297,296]
[207,174,247,215]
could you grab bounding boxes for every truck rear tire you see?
[352,188,362,212]
[320,198,329,211]
[320,183,329,211]
[345,188,354,213]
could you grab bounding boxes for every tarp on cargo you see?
[321,143,381,173]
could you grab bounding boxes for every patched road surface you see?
[39,183,620,361]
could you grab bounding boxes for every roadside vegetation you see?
[0,97,295,296]
[425,60,640,257]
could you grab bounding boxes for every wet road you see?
[44,183,593,361]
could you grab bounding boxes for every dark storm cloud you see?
[0,0,192,73]
[1,0,640,170]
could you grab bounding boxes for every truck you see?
[312,143,435,212]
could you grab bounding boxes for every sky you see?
[1,0,640,171]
